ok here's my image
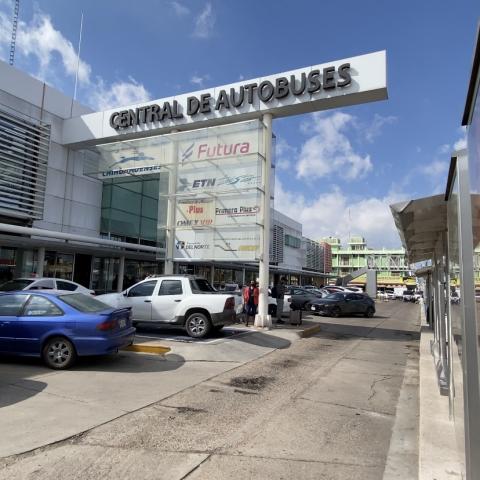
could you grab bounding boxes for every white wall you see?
[0,61,101,237]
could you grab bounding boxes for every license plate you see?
[311,306,316,311]
[119,318,126,328]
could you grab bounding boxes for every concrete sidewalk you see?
[0,316,320,458]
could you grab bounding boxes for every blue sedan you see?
[0,291,136,369]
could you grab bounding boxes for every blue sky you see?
[0,0,477,247]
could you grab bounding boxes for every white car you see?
[97,275,236,338]
[0,277,95,295]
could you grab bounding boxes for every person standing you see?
[243,280,259,327]
[275,277,287,324]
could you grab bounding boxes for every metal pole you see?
[37,247,45,277]
[117,255,125,292]
[255,113,273,328]
[165,131,179,274]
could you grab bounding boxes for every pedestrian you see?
[274,277,287,324]
[243,280,259,327]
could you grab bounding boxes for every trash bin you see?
[289,309,302,326]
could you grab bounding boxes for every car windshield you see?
[326,293,344,300]
[0,279,34,291]
[190,278,216,293]
[59,293,110,313]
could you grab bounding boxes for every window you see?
[0,279,34,291]
[158,280,183,296]
[285,234,301,248]
[190,279,216,293]
[0,294,27,315]
[127,280,156,297]
[56,281,78,291]
[23,296,63,316]
[59,293,110,313]
[28,279,55,290]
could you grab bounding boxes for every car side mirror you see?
[123,291,128,297]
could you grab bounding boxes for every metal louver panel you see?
[271,225,284,263]
[0,109,50,219]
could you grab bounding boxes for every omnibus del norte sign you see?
[62,50,387,147]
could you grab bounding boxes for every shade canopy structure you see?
[390,195,447,264]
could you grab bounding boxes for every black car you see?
[287,287,325,311]
[309,292,375,318]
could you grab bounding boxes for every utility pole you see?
[9,0,20,66]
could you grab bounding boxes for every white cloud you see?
[454,136,467,151]
[171,1,190,16]
[297,111,372,181]
[275,137,296,171]
[193,2,215,38]
[0,7,151,111]
[190,74,210,88]
[419,160,448,177]
[274,179,402,248]
[364,113,397,143]
[438,143,451,154]
[13,12,91,86]
[89,77,151,110]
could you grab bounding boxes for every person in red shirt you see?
[243,280,259,327]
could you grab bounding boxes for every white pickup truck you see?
[96,275,236,338]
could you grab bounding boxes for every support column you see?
[210,263,215,285]
[117,255,125,292]
[165,131,179,275]
[37,247,45,277]
[255,113,273,328]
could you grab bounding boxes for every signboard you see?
[176,194,261,228]
[64,51,387,147]
[174,227,260,261]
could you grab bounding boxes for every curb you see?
[298,324,322,338]
[123,344,171,355]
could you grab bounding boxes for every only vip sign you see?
[176,199,215,227]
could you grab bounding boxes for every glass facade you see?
[101,174,168,246]
[85,120,265,264]
[447,171,465,467]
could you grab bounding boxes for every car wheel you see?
[185,312,212,339]
[42,336,77,370]
[365,307,375,318]
[268,304,277,316]
[331,306,341,318]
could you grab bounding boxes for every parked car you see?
[402,290,415,302]
[309,292,376,318]
[0,291,135,369]
[286,286,324,311]
[0,277,95,295]
[97,275,236,338]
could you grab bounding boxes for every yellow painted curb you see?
[123,344,171,355]
[299,324,322,338]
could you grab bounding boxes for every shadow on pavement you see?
[72,352,186,372]
[316,322,420,341]
[0,350,185,376]
[0,378,47,408]
[232,329,292,349]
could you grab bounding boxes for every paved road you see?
[0,301,420,480]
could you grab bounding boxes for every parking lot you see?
[0,317,308,458]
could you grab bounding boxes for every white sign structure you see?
[63,51,387,147]
[78,50,388,329]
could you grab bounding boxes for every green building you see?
[321,236,412,286]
